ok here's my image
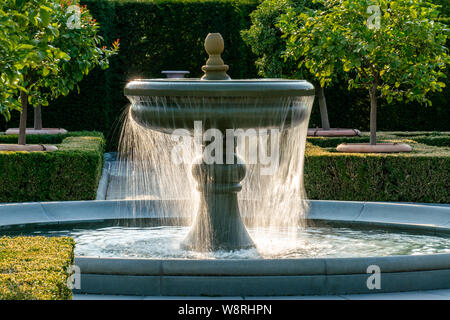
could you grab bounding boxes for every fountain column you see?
[181,136,255,251]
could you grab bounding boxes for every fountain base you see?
[181,159,255,251]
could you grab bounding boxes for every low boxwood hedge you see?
[0,236,75,300]
[307,131,450,148]
[0,132,105,202]
[304,137,450,203]
[0,130,104,145]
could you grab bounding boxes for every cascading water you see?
[117,96,313,228]
[116,33,315,252]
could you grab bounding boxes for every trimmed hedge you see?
[0,236,75,300]
[0,0,447,150]
[304,135,450,203]
[307,132,450,148]
[0,130,104,145]
[0,132,105,202]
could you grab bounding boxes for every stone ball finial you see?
[201,33,231,80]
[204,33,224,56]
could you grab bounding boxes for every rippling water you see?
[33,225,450,259]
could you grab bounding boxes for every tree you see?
[280,0,448,145]
[0,0,119,146]
[30,1,119,132]
[1,0,70,144]
[0,0,50,122]
[242,0,341,130]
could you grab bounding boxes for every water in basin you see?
[30,224,450,259]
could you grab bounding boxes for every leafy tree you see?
[279,0,449,145]
[0,0,53,121]
[0,0,119,145]
[1,0,70,143]
[31,2,119,131]
[242,0,341,130]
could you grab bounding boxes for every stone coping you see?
[336,143,412,153]
[75,253,450,277]
[5,128,68,135]
[0,199,449,231]
[0,144,58,152]
[307,128,361,137]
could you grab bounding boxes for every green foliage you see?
[1,0,448,143]
[17,0,260,150]
[304,139,450,203]
[0,236,74,300]
[280,0,449,103]
[33,0,119,106]
[0,0,119,118]
[241,0,345,89]
[0,0,61,119]
[0,132,105,202]
[241,0,311,78]
[307,131,450,148]
[0,130,103,144]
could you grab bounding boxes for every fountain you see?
[124,33,314,251]
[0,33,449,297]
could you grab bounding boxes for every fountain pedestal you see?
[182,143,255,251]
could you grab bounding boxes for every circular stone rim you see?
[1,200,449,296]
[124,79,315,97]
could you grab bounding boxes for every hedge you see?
[0,132,105,202]
[307,131,450,148]
[0,0,448,150]
[0,236,75,300]
[0,130,104,145]
[304,135,450,203]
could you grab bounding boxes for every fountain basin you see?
[1,200,449,296]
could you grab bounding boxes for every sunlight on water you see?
[117,95,314,249]
[36,225,450,259]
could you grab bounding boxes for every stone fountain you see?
[124,33,315,251]
[1,35,449,299]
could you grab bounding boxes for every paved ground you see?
[74,289,450,300]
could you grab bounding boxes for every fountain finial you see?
[201,33,231,80]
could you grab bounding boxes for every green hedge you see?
[0,0,447,150]
[0,236,75,300]
[0,132,105,202]
[307,132,450,148]
[304,138,450,203]
[0,130,104,145]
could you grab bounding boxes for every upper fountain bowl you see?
[124,78,314,97]
[124,79,314,134]
[124,33,315,134]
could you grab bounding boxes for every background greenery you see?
[0,236,74,300]
[0,131,105,202]
[305,132,450,203]
[0,0,447,150]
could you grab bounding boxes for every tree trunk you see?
[18,90,28,145]
[369,84,377,145]
[34,103,42,130]
[317,85,330,130]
